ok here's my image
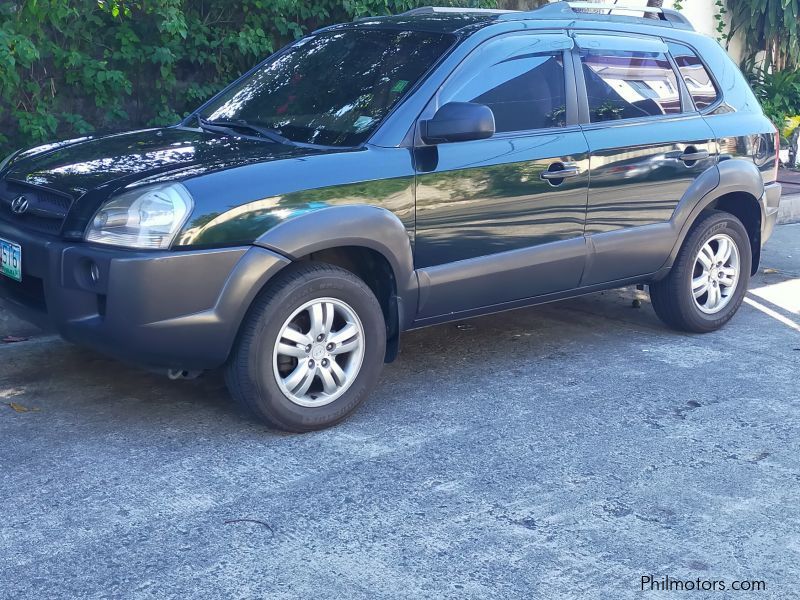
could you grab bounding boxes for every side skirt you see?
[407,272,660,330]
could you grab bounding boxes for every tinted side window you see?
[668,42,720,110]
[581,50,681,122]
[441,37,567,133]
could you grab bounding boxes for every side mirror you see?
[420,102,495,144]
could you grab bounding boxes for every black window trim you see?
[576,111,704,133]
[571,34,689,126]
[662,37,724,116]
[412,29,579,146]
[663,43,695,113]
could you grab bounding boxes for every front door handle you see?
[677,149,709,163]
[540,163,580,181]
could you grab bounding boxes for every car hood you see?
[3,126,324,199]
[1,126,409,247]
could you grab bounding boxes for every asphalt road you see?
[1,225,798,600]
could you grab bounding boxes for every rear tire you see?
[649,210,751,333]
[225,262,386,432]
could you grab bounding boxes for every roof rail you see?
[499,1,694,31]
[399,6,513,16]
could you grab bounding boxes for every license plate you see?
[0,237,22,282]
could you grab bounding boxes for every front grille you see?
[0,180,74,235]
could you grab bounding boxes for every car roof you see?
[323,2,697,37]
[325,12,502,35]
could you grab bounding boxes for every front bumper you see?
[761,181,781,244]
[0,220,290,369]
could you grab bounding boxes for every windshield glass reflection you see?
[201,29,454,147]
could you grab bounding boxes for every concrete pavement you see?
[1,225,798,599]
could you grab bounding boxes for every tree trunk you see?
[646,0,663,19]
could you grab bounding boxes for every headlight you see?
[85,183,193,250]
[0,149,20,173]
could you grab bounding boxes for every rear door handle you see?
[677,150,709,162]
[540,164,580,180]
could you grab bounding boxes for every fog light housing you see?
[89,262,101,284]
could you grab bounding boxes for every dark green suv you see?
[0,3,781,431]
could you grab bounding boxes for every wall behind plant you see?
[0,0,494,157]
[662,0,744,63]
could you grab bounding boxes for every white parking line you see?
[743,296,800,333]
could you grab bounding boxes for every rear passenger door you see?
[574,34,718,285]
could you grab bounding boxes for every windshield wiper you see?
[197,116,293,145]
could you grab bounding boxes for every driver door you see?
[413,33,590,320]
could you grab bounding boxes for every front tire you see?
[226,262,386,432]
[649,210,751,333]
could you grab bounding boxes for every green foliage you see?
[727,0,800,71]
[746,65,800,130]
[712,0,726,41]
[0,0,494,156]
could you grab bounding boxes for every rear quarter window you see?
[667,42,720,110]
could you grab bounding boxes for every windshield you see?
[199,28,455,147]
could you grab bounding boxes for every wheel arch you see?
[707,191,762,274]
[298,245,402,362]
[662,159,764,276]
[254,205,418,361]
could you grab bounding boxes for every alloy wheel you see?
[690,233,740,314]
[272,297,365,407]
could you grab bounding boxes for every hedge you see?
[0,0,494,157]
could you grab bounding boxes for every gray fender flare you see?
[254,205,418,334]
[660,158,764,272]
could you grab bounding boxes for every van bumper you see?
[761,181,781,244]
[0,220,290,369]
